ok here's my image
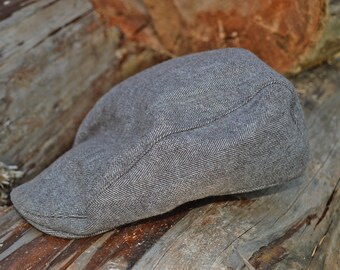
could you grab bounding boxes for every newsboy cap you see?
[11,48,309,238]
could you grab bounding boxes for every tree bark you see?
[92,0,340,74]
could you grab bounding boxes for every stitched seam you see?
[27,176,303,239]
[87,80,295,209]
[103,89,301,203]
[24,218,93,238]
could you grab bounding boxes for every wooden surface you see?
[92,0,340,74]
[0,0,166,191]
[0,63,339,269]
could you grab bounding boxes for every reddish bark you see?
[92,0,327,73]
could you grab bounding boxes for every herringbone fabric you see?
[11,48,309,238]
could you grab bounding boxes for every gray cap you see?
[10,48,309,238]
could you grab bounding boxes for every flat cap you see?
[11,48,309,238]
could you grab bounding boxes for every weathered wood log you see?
[92,0,340,74]
[0,62,339,269]
[0,0,166,193]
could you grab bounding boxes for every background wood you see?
[91,0,340,74]
[0,62,339,269]
[0,0,166,190]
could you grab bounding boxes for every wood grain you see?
[0,206,188,269]
[0,0,166,190]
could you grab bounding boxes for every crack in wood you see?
[210,212,271,269]
[306,218,334,269]
[38,0,60,11]
[30,9,93,51]
[271,137,339,225]
[0,0,36,21]
[249,213,318,269]
[315,177,340,228]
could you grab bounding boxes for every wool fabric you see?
[11,48,309,238]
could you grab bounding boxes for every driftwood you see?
[0,63,339,269]
[0,0,166,191]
